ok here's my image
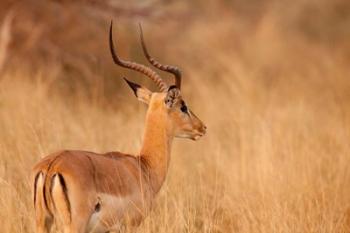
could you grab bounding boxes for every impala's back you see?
[32,150,154,233]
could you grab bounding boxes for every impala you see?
[31,22,206,233]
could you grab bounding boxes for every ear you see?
[124,78,152,104]
[165,86,181,109]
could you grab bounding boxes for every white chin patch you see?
[176,134,202,140]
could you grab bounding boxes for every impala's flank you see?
[31,21,206,233]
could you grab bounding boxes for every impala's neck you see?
[140,97,173,194]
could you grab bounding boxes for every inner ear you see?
[165,87,181,108]
[124,78,152,104]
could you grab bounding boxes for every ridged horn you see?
[109,21,168,92]
[139,23,182,89]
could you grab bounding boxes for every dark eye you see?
[180,104,188,113]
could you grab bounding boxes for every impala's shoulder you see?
[103,151,134,158]
[97,151,147,167]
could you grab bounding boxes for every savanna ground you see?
[1,0,350,232]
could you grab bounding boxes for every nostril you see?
[203,125,207,131]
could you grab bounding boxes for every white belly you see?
[86,193,150,232]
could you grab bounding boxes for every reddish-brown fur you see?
[32,92,206,233]
[32,22,206,233]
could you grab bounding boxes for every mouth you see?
[192,132,205,141]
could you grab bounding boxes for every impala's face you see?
[125,79,207,141]
[163,86,206,140]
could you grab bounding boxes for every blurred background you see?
[1,0,350,232]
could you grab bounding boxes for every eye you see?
[180,104,188,113]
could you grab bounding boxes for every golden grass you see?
[1,0,350,232]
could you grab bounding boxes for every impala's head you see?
[109,21,206,140]
[125,81,206,140]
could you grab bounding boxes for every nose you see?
[202,125,207,133]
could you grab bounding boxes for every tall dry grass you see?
[1,0,350,232]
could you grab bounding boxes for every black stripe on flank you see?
[43,154,62,216]
[33,172,42,207]
[42,176,49,212]
[50,173,71,221]
[57,173,71,218]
